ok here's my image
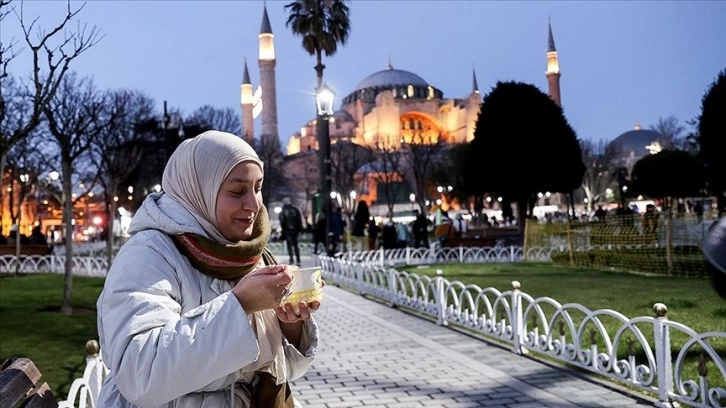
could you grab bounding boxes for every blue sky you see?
[3,1,725,150]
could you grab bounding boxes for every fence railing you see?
[319,252,726,408]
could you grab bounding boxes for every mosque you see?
[237,5,662,220]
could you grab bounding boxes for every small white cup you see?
[280,266,323,312]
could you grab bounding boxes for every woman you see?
[96,131,320,407]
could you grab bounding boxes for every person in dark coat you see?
[30,226,47,245]
[312,213,326,255]
[412,210,430,248]
[351,200,370,251]
[367,219,380,250]
[381,219,397,250]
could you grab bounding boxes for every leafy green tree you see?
[285,0,351,87]
[630,150,705,202]
[697,70,726,214]
[467,81,584,231]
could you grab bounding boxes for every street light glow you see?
[315,83,336,115]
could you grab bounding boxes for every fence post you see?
[458,246,463,262]
[511,280,525,355]
[379,247,385,268]
[653,303,677,407]
[510,246,515,262]
[435,269,447,326]
[388,268,397,307]
[405,246,410,265]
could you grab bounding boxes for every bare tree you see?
[92,89,156,268]
[579,139,620,211]
[255,136,285,206]
[649,115,684,150]
[402,132,444,212]
[330,140,372,218]
[370,136,405,218]
[0,0,102,181]
[185,105,242,135]
[44,72,105,314]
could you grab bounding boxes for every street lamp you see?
[315,83,335,256]
[409,193,416,211]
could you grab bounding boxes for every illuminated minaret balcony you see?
[259,34,275,61]
[546,51,560,75]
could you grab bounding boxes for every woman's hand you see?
[275,300,321,323]
[231,264,293,313]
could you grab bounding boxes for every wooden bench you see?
[0,357,58,408]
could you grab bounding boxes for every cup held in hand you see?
[280,266,323,312]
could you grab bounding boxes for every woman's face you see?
[215,161,264,242]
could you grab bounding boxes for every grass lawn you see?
[0,274,103,400]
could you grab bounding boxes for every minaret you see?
[472,67,480,94]
[240,59,255,144]
[466,67,481,143]
[258,4,279,146]
[545,18,562,107]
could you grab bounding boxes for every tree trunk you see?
[665,197,674,275]
[516,198,527,235]
[14,216,21,276]
[106,196,117,271]
[61,160,74,315]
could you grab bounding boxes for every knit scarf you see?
[172,205,275,280]
[171,205,294,408]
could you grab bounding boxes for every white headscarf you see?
[162,130,264,244]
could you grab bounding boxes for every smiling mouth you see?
[237,216,255,225]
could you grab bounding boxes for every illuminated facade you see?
[285,63,482,156]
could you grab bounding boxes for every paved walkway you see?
[290,256,656,408]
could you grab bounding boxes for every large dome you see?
[342,65,443,106]
[354,67,429,91]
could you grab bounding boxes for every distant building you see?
[611,122,668,171]
[240,8,564,219]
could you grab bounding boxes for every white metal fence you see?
[319,249,726,408]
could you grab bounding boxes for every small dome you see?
[612,127,664,158]
[355,67,429,91]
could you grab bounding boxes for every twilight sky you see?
[3,1,725,150]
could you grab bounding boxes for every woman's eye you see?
[231,190,246,196]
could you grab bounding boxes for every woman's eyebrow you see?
[225,177,264,184]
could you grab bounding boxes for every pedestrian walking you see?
[280,197,303,265]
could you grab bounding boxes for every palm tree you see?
[285,0,351,87]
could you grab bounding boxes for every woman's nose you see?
[242,192,261,211]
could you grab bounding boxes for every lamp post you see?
[409,193,416,212]
[315,83,335,256]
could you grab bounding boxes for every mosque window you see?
[407,85,414,97]
[427,86,434,99]
[392,88,397,97]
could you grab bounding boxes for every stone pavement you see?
[289,256,656,408]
